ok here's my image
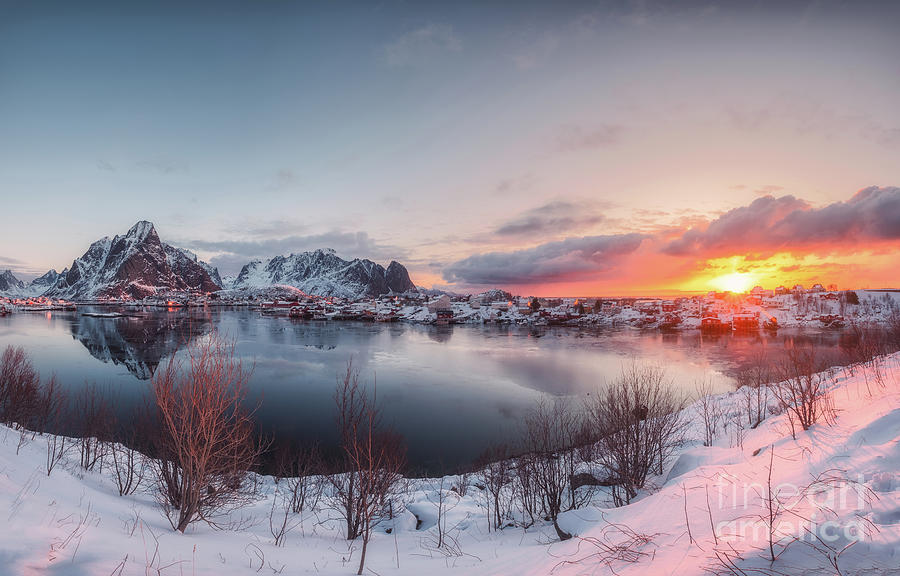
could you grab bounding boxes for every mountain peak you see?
[0,270,25,293]
[44,222,221,300]
[232,251,416,298]
[126,220,157,242]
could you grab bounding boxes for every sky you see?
[1,0,899,296]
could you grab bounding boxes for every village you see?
[2,283,898,333]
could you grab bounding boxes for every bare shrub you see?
[695,379,725,447]
[734,352,770,429]
[512,453,539,529]
[72,385,114,472]
[327,362,406,576]
[772,347,833,439]
[268,482,301,547]
[269,439,323,518]
[587,364,687,506]
[151,333,267,532]
[46,433,68,476]
[424,474,461,550]
[110,432,147,497]
[888,309,900,352]
[552,520,657,573]
[41,376,69,476]
[840,323,888,366]
[0,345,41,431]
[522,397,582,540]
[475,445,512,531]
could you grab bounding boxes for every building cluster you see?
[3,282,895,333]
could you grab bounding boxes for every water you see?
[0,306,853,474]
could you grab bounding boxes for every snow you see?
[1,353,899,574]
[230,250,414,299]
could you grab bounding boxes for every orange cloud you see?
[440,186,900,296]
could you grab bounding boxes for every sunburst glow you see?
[710,272,757,294]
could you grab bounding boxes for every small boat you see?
[763,317,779,332]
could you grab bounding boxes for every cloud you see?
[861,122,900,149]
[96,159,116,172]
[135,156,190,175]
[443,233,647,286]
[382,24,461,68]
[264,169,296,192]
[0,255,26,268]
[556,124,623,152]
[493,173,536,196]
[754,184,783,195]
[224,219,307,239]
[663,186,900,257]
[495,200,605,237]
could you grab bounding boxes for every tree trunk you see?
[357,527,369,575]
[552,515,572,541]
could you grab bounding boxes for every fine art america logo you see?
[709,469,888,547]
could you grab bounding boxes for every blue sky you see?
[1,1,899,294]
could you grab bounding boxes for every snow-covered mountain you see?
[231,249,416,299]
[45,221,223,300]
[0,270,25,294]
[26,269,61,294]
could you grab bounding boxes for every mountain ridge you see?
[4,221,416,300]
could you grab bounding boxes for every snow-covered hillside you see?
[44,221,223,300]
[0,270,26,294]
[231,249,416,299]
[1,354,898,575]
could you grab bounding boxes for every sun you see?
[711,272,756,294]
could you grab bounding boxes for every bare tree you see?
[33,374,65,436]
[512,453,539,529]
[695,379,725,447]
[424,474,461,549]
[327,362,406,575]
[734,352,770,429]
[522,397,581,540]
[587,364,687,505]
[0,345,40,430]
[151,333,266,532]
[475,445,512,531]
[271,442,323,515]
[772,347,833,439]
[72,385,114,472]
[268,482,301,547]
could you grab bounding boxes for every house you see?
[733,311,759,332]
[427,294,452,313]
[810,283,825,293]
[792,285,805,294]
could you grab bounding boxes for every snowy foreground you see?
[2,357,900,575]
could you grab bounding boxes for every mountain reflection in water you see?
[69,311,212,379]
[0,306,858,475]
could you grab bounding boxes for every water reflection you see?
[0,307,857,474]
[69,310,212,379]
